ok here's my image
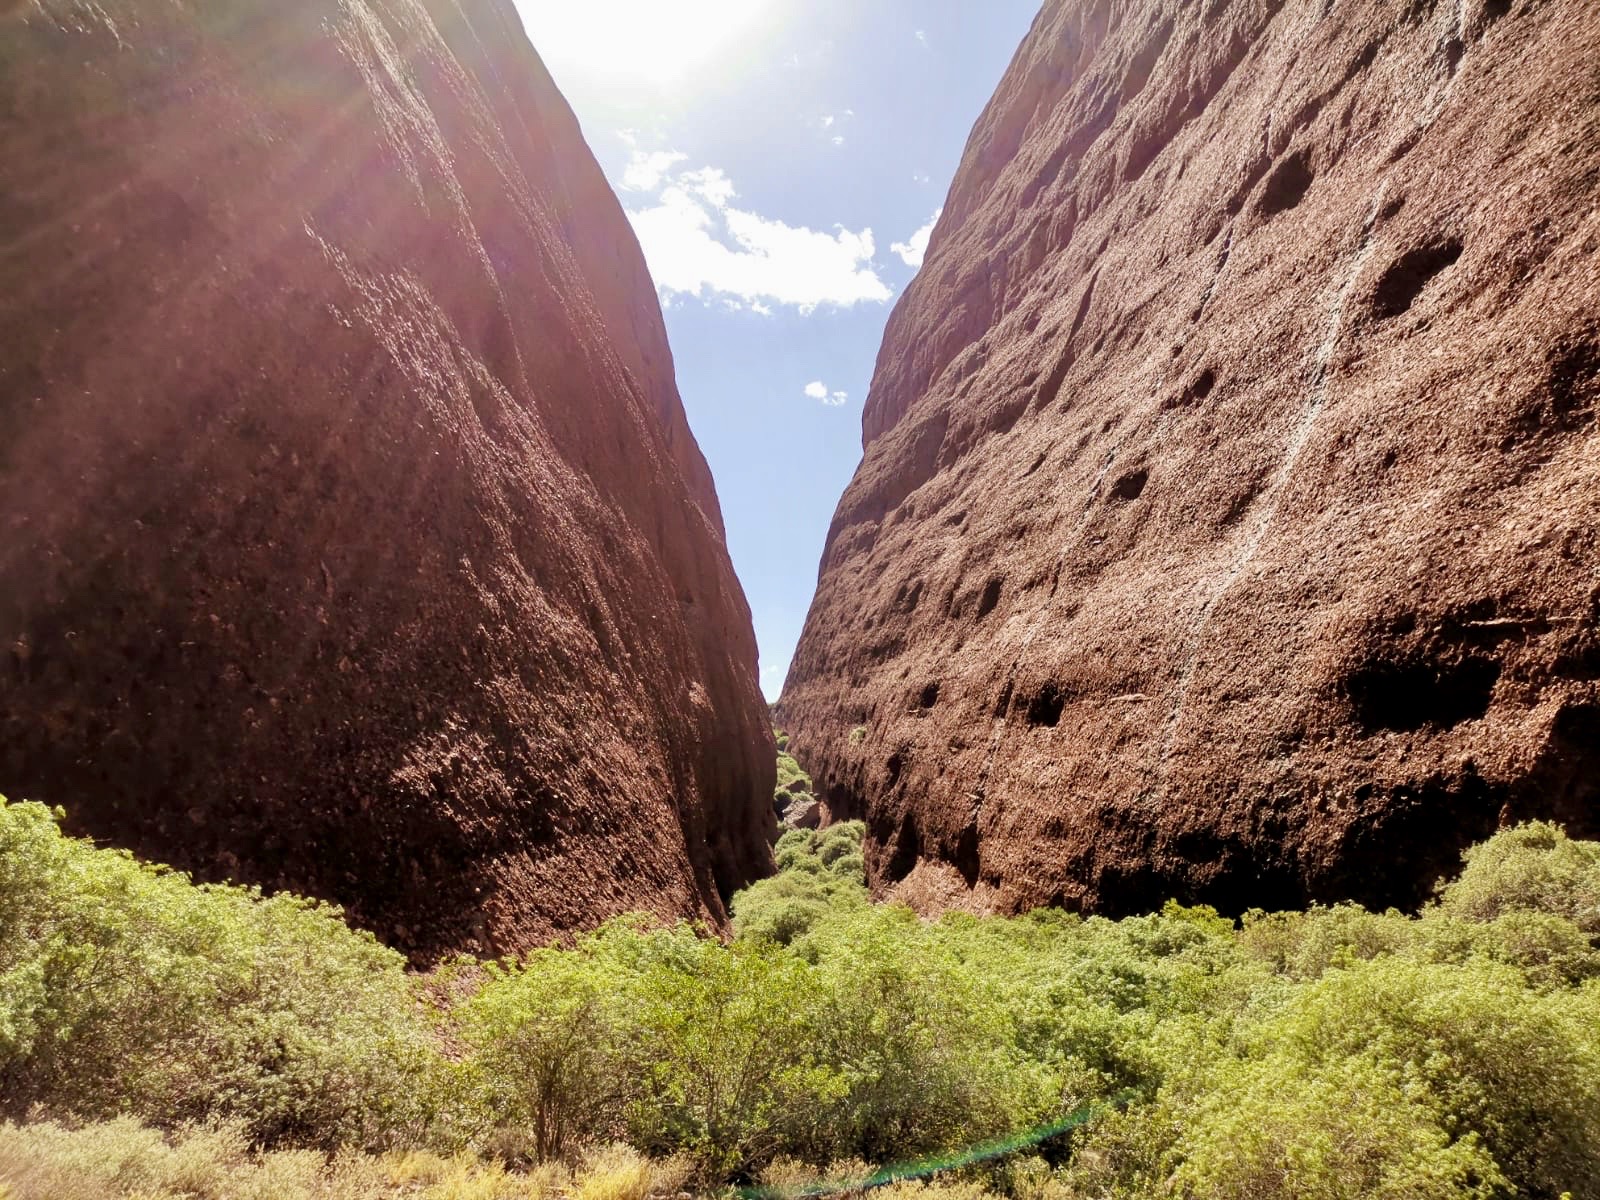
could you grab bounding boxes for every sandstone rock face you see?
[0,0,773,958]
[781,0,1600,917]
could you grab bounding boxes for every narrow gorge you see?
[3,0,1600,1195]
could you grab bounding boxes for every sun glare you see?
[516,0,776,90]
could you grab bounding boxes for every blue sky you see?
[515,0,1041,698]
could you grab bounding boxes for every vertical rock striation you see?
[0,0,774,958]
[781,0,1600,915]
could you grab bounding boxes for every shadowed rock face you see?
[780,0,1600,917]
[0,0,774,959]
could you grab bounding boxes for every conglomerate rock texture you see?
[780,0,1600,917]
[0,0,774,959]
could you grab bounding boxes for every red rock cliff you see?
[0,0,774,958]
[781,0,1600,916]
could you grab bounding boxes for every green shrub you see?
[467,920,843,1180]
[732,824,868,947]
[1436,820,1600,934]
[0,798,440,1149]
[1237,903,1417,981]
[774,750,813,799]
[461,946,633,1159]
[1173,1050,1503,1200]
[1253,956,1600,1198]
[622,928,843,1178]
[801,906,1059,1165]
[6,795,1600,1197]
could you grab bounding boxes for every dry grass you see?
[870,1182,997,1200]
[0,1120,691,1200]
[569,1145,653,1200]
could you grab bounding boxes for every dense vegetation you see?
[771,729,818,827]
[2,793,1598,1199]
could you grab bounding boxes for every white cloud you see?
[677,165,736,208]
[891,208,942,269]
[803,381,849,406]
[759,660,787,700]
[831,135,845,146]
[623,154,892,313]
[622,149,687,192]
[912,171,931,185]
[914,29,929,47]
[822,115,835,128]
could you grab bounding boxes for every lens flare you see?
[516,0,776,90]
[738,1091,1140,1200]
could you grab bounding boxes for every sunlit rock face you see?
[780,0,1600,918]
[0,0,773,959]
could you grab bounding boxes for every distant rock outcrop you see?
[780,0,1600,916]
[0,0,773,959]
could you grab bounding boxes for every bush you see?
[773,748,814,808]
[1255,956,1600,1198]
[461,946,633,1160]
[5,796,1599,1198]
[801,906,1058,1165]
[622,931,841,1178]
[732,824,868,948]
[1436,820,1600,934]
[466,920,843,1180]
[1173,1051,1503,1200]
[0,798,440,1149]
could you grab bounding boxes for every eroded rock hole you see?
[1026,683,1067,727]
[1111,468,1149,501]
[1545,324,1600,427]
[952,822,981,886]
[993,679,1015,718]
[976,578,1003,618]
[892,578,925,613]
[1535,703,1600,824]
[1040,351,1073,409]
[1344,653,1500,732]
[1504,326,1599,445]
[1258,149,1314,218]
[1371,237,1464,319]
[885,752,904,788]
[918,681,940,709]
[883,809,920,882]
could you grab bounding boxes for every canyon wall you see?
[0,0,774,958]
[781,0,1600,915]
